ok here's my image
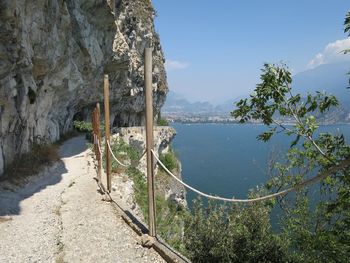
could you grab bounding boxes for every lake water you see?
[171,123,350,208]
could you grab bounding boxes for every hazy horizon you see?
[164,61,350,106]
[153,1,350,104]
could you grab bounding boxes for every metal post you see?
[104,75,112,192]
[145,47,156,237]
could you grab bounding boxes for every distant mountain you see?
[162,91,216,115]
[292,62,350,123]
[293,62,350,107]
[163,62,350,122]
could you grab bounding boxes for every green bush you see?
[73,121,93,133]
[159,150,178,172]
[157,118,169,126]
[126,167,149,218]
[104,138,141,173]
[73,120,105,135]
[112,137,140,161]
[126,166,187,254]
[184,199,289,263]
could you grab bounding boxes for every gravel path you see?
[0,136,164,263]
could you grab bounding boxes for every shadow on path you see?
[59,136,88,158]
[0,136,87,216]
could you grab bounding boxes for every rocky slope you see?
[111,126,187,211]
[109,126,187,250]
[0,0,168,176]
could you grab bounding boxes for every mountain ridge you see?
[163,62,350,120]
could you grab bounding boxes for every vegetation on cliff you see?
[106,135,187,253]
[98,9,350,263]
[179,11,350,262]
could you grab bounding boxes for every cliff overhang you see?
[0,0,168,176]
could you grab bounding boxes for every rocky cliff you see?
[111,126,187,220]
[0,0,168,176]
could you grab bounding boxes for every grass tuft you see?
[3,143,59,184]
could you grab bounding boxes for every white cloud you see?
[307,38,350,69]
[165,60,189,71]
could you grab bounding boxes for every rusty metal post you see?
[104,75,112,192]
[145,46,156,237]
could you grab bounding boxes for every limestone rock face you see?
[109,0,168,128]
[0,0,168,176]
[116,126,176,174]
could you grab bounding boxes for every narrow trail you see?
[0,136,164,263]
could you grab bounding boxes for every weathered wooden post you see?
[145,46,156,237]
[91,108,97,158]
[96,103,102,182]
[104,75,112,192]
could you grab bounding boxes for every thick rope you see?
[106,140,130,167]
[151,149,350,203]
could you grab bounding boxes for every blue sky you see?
[152,0,350,104]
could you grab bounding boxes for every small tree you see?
[182,11,350,262]
[232,62,350,261]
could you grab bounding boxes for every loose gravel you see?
[0,136,164,263]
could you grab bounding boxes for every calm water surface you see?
[171,123,350,207]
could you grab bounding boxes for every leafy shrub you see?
[184,199,289,263]
[73,120,105,140]
[157,118,169,126]
[73,120,93,133]
[127,166,187,253]
[126,167,148,217]
[104,138,140,173]
[159,150,178,172]
[113,137,140,161]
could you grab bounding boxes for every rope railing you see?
[106,140,130,167]
[95,131,350,203]
[106,140,147,168]
[151,149,350,203]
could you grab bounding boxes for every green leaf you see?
[257,130,274,142]
[290,135,301,147]
[344,11,350,35]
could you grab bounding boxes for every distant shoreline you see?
[170,121,350,126]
